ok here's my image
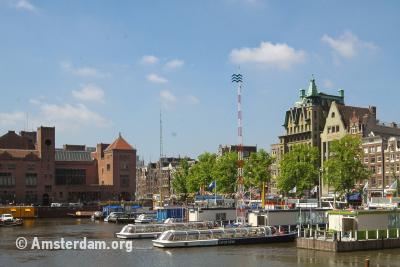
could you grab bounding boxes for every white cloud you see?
[141,55,159,65]
[60,61,110,78]
[165,59,184,69]
[72,84,105,103]
[147,73,168,84]
[230,41,306,70]
[0,111,26,127]
[323,79,334,89]
[160,90,178,109]
[186,95,200,105]
[39,103,111,130]
[321,31,377,59]
[12,0,36,12]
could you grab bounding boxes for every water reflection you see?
[1,219,400,267]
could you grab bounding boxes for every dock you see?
[296,227,400,252]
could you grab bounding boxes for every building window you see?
[55,169,86,185]
[377,156,382,162]
[370,147,376,153]
[0,173,15,187]
[27,163,35,170]
[364,148,368,154]
[364,157,369,164]
[7,163,16,170]
[120,163,129,170]
[390,154,395,161]
[25,173,38,187]
[377,166,382,174]
[331,112,335,118]
[107,164,111,171]
[336,125,339,132]
[25,191,37,203]
[371,166,376,173]
[377,146,382,152]
[120,175,130,187]
[328,126,331,134]
[370,156,376,164]
[45,185,52,192]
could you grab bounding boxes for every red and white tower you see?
[231,72,245,224]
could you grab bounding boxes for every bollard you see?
[289,225,291,233]
[387,229,390,239]
[355,230,358,241]
[279,225,281,232]
[397,228,399,239]
[376,229,379,240]
[366,230,369,240]
[298,227,300,237]
[365,258,370,267]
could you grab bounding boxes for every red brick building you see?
[0,127,136,205]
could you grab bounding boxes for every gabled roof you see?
[105,134,134,152]
[336,104,372,128]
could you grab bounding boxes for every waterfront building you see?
[218,144,257,158]
[136,157,191,201]
[320,101,400,195]
[0,126,136,204]
[270,77,345,190]
[362,132,400,196]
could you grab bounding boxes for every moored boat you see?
[152,226,296,248]
[0,214,23,227]
[134,213,156,224]
[116,221,214,239]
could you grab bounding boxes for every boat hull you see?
[153,233,297,248]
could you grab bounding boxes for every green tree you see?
[171,158,191,201]
[277,144,319,196]
[244,149,273,197]
[212,152,238,194]
[324,135,370,198]
[187,152,216,193]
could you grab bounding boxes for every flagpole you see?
[215,180,217,205]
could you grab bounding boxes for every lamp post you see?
[319,168,323,208]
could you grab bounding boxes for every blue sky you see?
[0,0,399,161]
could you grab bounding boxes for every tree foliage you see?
[171,158,190,200]
[277,144,319,195]
[212,152,238,194]
[187,152,216,193]
[244,149,273,193]
[324,135,370,196]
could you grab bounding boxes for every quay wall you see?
[297,237,400,252]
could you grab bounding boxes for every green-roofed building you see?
[270,77,345,191]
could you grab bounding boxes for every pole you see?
[215,181,217,205]
[318,169,322,208]
[261,182,265,209]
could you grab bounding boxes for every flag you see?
[389,180,398,190]
[208,181,216,191]
[289,186,297,194]
[363,181,369,193]
[310,185,318,194]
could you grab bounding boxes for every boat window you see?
[186,231,200,240]
[172,232,187,241]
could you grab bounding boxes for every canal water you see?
[1,218,400,267]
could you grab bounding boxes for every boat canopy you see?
[157,226,276,241]
[119,221,214,234]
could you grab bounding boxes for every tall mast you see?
[232,72,245,224]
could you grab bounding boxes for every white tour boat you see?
[152,226,297,248]
[116,221,214,239]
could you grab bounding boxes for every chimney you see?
[369,106,377,116]
[338,89,344,98]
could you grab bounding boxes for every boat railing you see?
[120,221,214,234]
